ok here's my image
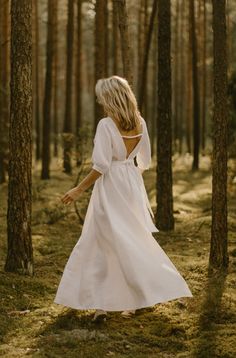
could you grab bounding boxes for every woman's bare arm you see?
[61,169,102,205]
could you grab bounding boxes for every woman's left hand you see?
[61,187,82,205]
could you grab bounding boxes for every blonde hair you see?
[95,75,141,131]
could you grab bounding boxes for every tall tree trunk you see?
[190,0,200,170]
[115,0,133,86]
[5,0,33,275]
[151,15,158,156]
[156,0,174,231]
[209,0,229,270]
[34,0,41,161]
[138,0,158,112]
[112,0,119,74]
[41,0,54,179]
[179,0,186,155]
[201,0,207,152]
[53,0,59,158]
[173,0,180,153]
[76,0,82,165]
[63,0,74,174]
[186,0,193,154]
[94,0,106,130]
[0,0,10,184]
[104,0,109,77]
[138,0,146,110]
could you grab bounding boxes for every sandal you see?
[121,309,136,318]
[92,309,107,322]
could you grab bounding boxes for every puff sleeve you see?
[91,119,113,174]
[136,119,152,170]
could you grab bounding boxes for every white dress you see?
[54,116,193,311]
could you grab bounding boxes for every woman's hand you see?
[61,187,82,205]
[61,168,102,206]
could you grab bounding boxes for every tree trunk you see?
[34,0,41,161]
[201,0,207,152]
[104,0,109,77]
[76,0,82,165]
[190,0,200,170]
[173,0,180,153]
[94,0,106,130]
[53,0,59,158]
[115,0,133,86]
[209,0,229,270]
[156,0,174,231]
[186,0,193,154]
[63,0,74,174]
[5,0,33,275]
[112,0,119,74]
[0,0,10,184]
[138,0,158,112]
[179,0,186,155]
[41,0,54,179]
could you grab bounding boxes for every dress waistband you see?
[111,159,135,165]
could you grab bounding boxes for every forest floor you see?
[0,154,236,358]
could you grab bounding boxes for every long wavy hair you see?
[95,75,141,131]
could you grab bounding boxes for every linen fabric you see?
[54,117,193,311]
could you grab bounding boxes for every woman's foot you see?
[121,309,136,318]
[92,309,107,322]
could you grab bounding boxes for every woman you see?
[54,75,193,322]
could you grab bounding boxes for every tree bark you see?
[115,0,133,86]
[138,0,158,112]
[53,0,59,158]
[112,0,119,74]
[63,0,74,174]
[41,0,54,179]
[94,0,106,130]
[190,0,200,170]
[209,0,229,270]
[156,0,174,231]
[5,0,33,275]
[173,0,180,153]
[76,0,82,165]
[34,0,41,161]
[201,0,207,152]
[0,0,10,183]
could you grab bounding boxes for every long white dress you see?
[54,116,193,311]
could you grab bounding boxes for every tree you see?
[173,0,180,153]
[5,0,33,275]
[94,0,106,130]
[63,0,75,174]
[201,0,207,152]
[190,0,200,170]
[138,0,158,112]
[156,0,174,231]
[115,0,133,86]
[76,0,82,165]
[53,0,59,158]
[0,0,10,184]
[33,0,41,161]
[41,0,54,179]
[209,0,229,270]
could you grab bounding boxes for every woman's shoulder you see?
[97,117,111,127]
[95,117,113,136]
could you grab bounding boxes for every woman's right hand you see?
[61,187,82,205]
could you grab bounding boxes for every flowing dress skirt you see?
[54,160,193,311]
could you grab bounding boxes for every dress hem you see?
[53,292,193,312]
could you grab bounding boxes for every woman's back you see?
[110,117,143,159]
